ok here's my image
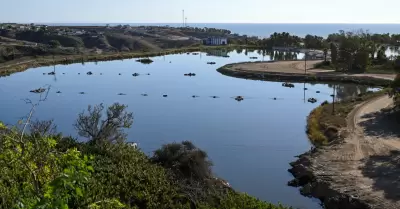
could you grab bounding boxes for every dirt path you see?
[310,95,400,208]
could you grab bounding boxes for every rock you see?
[308,98,317,103]
[282,82,295,88]
[163,95,168,97]
[235,96,244,101]
[304,88,308,90]
[79,92,85,94]
[132,73,140,76]
[56,91,61,94]
[316,91,320,93]
[78,73,80,75]
[273,97,277,100]
[62,73,65,75]
[43,73,46,75]
[136,58,153,64]
[100,73,103,75]
[47,71,55,75]
[119,73,122,75]
[146,73,150,75]
[141,94,148,96]
[118,93,126,96]
[87,71,93,75]
[210,96,219,98]
[192,95,199,98]
[207,62,216,65]
[30,88,46,93]
[249,57,258,59]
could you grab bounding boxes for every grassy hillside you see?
[14,31,84,47]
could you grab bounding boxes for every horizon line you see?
[4,22,400,25]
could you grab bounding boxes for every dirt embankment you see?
[217,61,395,86]
[289,95,400,209]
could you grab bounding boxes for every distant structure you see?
[203,37,228,46]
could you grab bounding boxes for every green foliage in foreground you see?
[0,102,290,209]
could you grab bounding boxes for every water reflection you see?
[206,48,301,61]
[328,83,370,100]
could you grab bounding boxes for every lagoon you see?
[0,49,375,209]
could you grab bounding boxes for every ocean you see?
[46,23,400,38]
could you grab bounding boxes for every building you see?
[203,37,228,46]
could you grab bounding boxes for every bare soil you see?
[304,95,400,208]
[231,60,397,80]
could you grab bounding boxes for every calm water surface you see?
[0,50,374,209]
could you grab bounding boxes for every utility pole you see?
[303,82,306,103]
[185,17,187,27]
[304,52,307,76]
[332,84,336,115]
[182,10,185,27]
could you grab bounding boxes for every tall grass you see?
[306,106,328,145]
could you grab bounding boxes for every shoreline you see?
[217,61,395,86]
[289,93,400,209]
[0,45,255,77]
[216,61,400,208]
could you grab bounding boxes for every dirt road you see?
[311,95,400,208]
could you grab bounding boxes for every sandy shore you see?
[229,60,396,81]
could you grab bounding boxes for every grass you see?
[313,61,335,70]
[307,106,328,145]
[306,89,390,146]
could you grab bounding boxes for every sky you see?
[1,0,399,24]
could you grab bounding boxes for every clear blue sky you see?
[1,0,399,24]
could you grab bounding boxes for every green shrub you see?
[152,141,213,180]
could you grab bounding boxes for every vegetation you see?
[307,90,389,146]
[0,98,290,209]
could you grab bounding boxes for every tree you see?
[330,42,338,69]
[74,103,133,144]
[394,56,400,71]
[323,48,328,62]
[49,40,61,48]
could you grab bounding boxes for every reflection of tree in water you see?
[261,51,298,61]
[236,48,243,54]
[205,49,229,57]
[328,84,369,100]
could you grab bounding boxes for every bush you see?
[0,126,94,208]
[152,141,213,180]
[49,40,61,48]
[306,106,328,145]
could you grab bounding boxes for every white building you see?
[203,37,228,46]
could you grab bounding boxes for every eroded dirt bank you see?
[289,95,400,209]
